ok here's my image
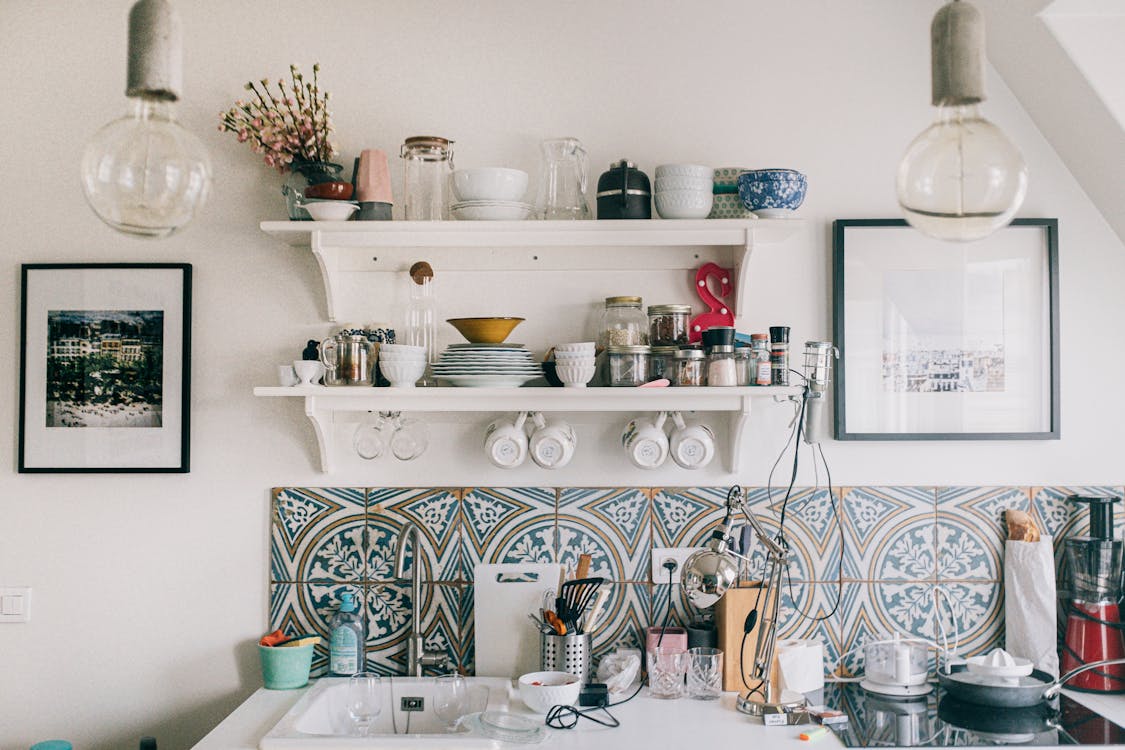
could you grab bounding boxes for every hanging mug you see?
[528,412,577,470]
[669,411,716,470]
[622,412,669,469]
[484,411,530,469]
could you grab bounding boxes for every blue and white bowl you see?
[737,169,807,217]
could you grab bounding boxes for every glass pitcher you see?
[320,333,375,386]
[535,137,590,220]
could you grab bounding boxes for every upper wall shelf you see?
[260,218,805,321]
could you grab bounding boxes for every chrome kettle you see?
[320,333,375,386]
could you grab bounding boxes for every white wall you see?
[1,1,1122,747]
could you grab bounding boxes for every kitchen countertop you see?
[192,682,1125,750]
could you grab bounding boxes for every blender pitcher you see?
[536,137,590,220]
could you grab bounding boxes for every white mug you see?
[669,411,716,470]
[483,411,530,469]
[528,412,577,469]
[292,359,325,386]
[278,364,299,387]
[622,412,669,469]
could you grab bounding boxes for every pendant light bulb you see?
[896,0,1027,242]
[81,0,211,238]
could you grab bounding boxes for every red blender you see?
[1062,494,1125,692]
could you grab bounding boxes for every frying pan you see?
[937,658,1125,708]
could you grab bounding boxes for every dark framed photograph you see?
[19,264,192,472]
[833,219,1059,441]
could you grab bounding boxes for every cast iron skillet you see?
[937,658,1125,708]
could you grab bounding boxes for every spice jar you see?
[607,345,650,387]
[651,346,678,382]
[672,348,706,386]
[707,344,737,386]
[750,334,771,385]
[599,296,649,348]
[770,326,791,386]
[734,345,752,386]
[648,304,692,346]
[401,136,454,220]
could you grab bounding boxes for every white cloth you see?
[776,638,825,694]
[1004,536,1059,678]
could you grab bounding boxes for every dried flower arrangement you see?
[219,63,337,171]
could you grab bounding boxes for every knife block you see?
[715,583,777,692]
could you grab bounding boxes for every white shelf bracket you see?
[732,227,756,321]
[728,395,753,473]
[304,395,334,473]
[309,231,339,322]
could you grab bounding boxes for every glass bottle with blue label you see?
[329,591,364,676]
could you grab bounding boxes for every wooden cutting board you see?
[473,563,564,678]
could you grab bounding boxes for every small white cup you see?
[622,412,669,469]
[484,411,530,469]
[278,364,299,387]
[293,359,325,386]
[669,411,716,470]
[528,412,577,469]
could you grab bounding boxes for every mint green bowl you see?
[259,644,314,690]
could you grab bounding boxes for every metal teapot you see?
[320,333,375,386]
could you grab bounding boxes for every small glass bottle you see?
[648,304,692,346]
[401,136,454,220]
[650,346,678,382]
[672,347,706,386]
[598,296,649,348]
[733,345,752,386]
[607,345,650,386]
[405,262,436,386]
[750,334,771,385]
[707,345,738,387]
[770,326,791,386]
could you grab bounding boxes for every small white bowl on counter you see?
[517,671,582,714]
[301,200,359,221]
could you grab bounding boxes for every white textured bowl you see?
[655,175,713,192]
[380,360,426,387]
[378,354,426,364]
[451,201,533,221]
[303,201,359,221]
[556,364,596,386]
[655,164,714,180]
[380,344,426,353]
[554,342,596,352]
[452,168,529,202]
[655,190,714,219]
[518,671,582,714]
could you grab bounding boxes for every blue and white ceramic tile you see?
[650,487,728,548]
[456,584,476,675]
[836,581,936,673]
[934,581,1003,657]
[557,488,651,581]
[774,582,843,675]
[270,582,364,677]
[650,583,705,632]
[590,582,651,663]
[461,488,557,575]
[744,487,842,583]
[840,487,937,581]
[936,487,1030,582]
[1031,486,1125,540]
[366,488,463,582]
[364,582,462,675]
[271,487,367,582]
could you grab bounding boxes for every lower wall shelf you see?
[253,385,803,472]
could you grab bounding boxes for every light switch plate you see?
[651,548,703,585]
[0,586,32,623]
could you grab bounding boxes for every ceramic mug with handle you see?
[669,411,716,470]
[528,412,577,469]
[622,411,669,469]
[484,411,530,469]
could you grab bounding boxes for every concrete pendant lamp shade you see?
[126,0,182,101]
[931,0,985,106]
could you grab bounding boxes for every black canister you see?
[596,159,652,219]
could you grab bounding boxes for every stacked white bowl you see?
[654,164,714,219]
[553,342,596,387]
[378,343,427,387]
[450,167,532,221]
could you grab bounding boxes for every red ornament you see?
[688,262,735,343]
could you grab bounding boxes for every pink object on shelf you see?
[639,379,670,388]
[356,149,393,203]
[646,625,687,654]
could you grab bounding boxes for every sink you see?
[259,676,514,749]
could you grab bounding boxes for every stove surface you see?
[823,682,1125,747]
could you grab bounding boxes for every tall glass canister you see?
[405,261,437,386]
[401,136,454,220]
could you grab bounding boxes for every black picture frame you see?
[18,263,192,472]
[832,218,1057,440]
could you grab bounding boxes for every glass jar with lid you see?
[707,345,738,387]
[734,345,752,386]
[607,345,650,387]
[648,304,692,346]
[401,136,455,220]
[650,346,678,382]
[598,296,649,349]
[671,347,706,386]
[750,334,771,385]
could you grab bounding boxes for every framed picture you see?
[19,264,192,472]
[833,219,1059,440]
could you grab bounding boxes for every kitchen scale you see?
[822,681,1125,747]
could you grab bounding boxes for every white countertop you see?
[192,681,1125,750]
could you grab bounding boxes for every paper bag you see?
[1004,536,1058,677]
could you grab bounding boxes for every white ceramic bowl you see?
[451,168,529,202]
[378,354,426,364]
[556,364,596,387]
[654,175,713,192]
[655,190,714,219]
[380,360,426,387]
[451,201,533,221]
[380,344,426,354]
[655,164,714,180]
[554,342,596,352]
[303,201,359,221]
[518,671,582,714]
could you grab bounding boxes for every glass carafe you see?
[401,136,454,220]
[536,137,590,220]
[405,269,437,386]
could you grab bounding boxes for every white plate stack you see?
[433,344,543,387]
[552,342,596,387]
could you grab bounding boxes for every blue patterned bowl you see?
[737,169,807,215]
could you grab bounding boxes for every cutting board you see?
[474,563,563,678]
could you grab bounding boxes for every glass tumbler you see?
[686,647,723,700]
[647,646,687,699]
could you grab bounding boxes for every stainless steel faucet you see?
[393,521,451,677]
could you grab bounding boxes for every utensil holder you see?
[541,632,592,683]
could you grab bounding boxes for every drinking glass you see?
[353,416,389,460]
[647,646,687,699]
[390,415,429,461]
[347,672,382,736]
[433,674,467,732]
[466,684,490,715]
[686,647,723,700]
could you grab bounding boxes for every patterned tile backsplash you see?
[269,485,1123,678]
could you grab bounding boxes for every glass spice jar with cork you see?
[648,304,692,347]
[598,296,649,349]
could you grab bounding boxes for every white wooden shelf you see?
[260,218,805,321]
[254,385,802,473]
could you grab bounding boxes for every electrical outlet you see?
[651,548,703,585]
[0,586,31,623]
